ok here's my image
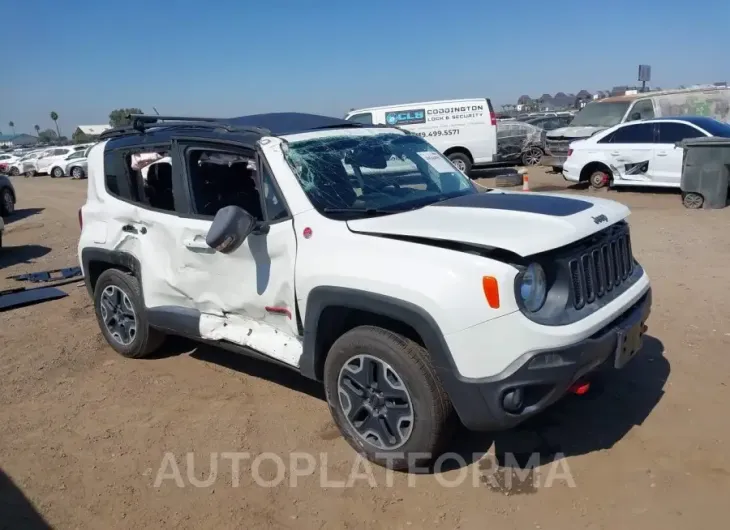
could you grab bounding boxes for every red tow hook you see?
[569,381,591,395]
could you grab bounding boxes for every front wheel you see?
[589,170,610,189]
[24,169,36,178]
[9,167,19,176]
[93,269,166,358]
[51,167,64,178]
[323,326,456,470]
[1,188,14,216]
[447,153,472,175]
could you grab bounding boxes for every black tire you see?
[521,146,543,166]
[682,191,704,209]
[323,325,456,470]
[93,269,165,358]
[447,152,472,174]
[1,188,14,216]
[51,166,64,178]
[9,167,19,176]
[71,166,86,179]
[589,169,610,189]
[24,169,36,178]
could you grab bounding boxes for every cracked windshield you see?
[283,131,477,217]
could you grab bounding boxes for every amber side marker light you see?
[482,276,500,308]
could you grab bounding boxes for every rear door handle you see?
[610,151,620,156]
[656,152,668,156]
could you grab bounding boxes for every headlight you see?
[518,263,547,312]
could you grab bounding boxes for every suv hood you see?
[347,191,630,257]
[546,125,608,139]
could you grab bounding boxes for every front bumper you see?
[442,289,652,431]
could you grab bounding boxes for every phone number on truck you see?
[415,129,460,138]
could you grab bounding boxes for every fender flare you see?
[81,248,142,296]
[299,286,489,427]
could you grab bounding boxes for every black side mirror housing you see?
[206,205,256,253]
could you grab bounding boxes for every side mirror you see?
[629,112,641,121]
[206,205,256,253]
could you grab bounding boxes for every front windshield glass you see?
[283,131,477,217]
[570,101,631,127]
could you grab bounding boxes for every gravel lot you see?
[1,168,729,529]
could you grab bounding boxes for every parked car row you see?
[0,144,91,179]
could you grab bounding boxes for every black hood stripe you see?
[431,192,593,217]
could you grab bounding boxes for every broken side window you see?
[259,161,289,222]
[187,149,263,220]
[118,150,176,213]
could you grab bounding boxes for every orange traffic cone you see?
[522,171,530,191]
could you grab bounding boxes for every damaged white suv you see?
[78,114,652,469]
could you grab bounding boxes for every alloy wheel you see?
[337,354,414,450]
[99,285,138,346]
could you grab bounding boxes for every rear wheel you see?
[521,146,543,166]
[589,170,610,189]
[51,166,64,178]
[71,166,86,179]
[323,326,456,470]
[93,269,166,358]
[447,152,472,175]
[9,167,19,176]
[682,192,704,209]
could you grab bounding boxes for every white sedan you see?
[562,117,730,189]
[60,149,90,179]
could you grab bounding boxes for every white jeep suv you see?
[78,114,652,469]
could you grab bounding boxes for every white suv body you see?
[37,146,89,176]
[78,114,652,468]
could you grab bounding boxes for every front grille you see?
[546,138,571,155]
[568,228,634,310]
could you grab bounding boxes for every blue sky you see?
[2,0,728,135]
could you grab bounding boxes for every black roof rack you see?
[99,114,270,141]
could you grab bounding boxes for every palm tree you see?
[50,111,60,137]
[34,124,40,136]
[8,121,15,136]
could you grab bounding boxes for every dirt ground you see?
[1,168,729,530]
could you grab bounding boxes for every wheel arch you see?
[81,248,141,296]
[579,161,613,183]
[443,146,473,163]
[300,286,490,428]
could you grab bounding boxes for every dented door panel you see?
[608,145,655,182]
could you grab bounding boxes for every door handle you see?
[610,151,620,156]
[183,238,210,250]
[656,152,668,156]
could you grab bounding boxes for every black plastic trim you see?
[433,192,594,216]
[80,248,143,297]
[300,286,497,429]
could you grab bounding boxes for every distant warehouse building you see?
[0,133,39,147]
[73,124,112,139]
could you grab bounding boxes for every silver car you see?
[61,148,90,179]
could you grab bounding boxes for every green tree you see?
[8,121,15,136]
[109,108,144,128]
[38,129,58,143]
[50,111,60,137]
[34,124,40,136]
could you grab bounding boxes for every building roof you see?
[76,124,113,135]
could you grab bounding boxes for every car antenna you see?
[152,107,160,116]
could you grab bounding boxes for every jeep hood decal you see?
[346,191,631,257]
